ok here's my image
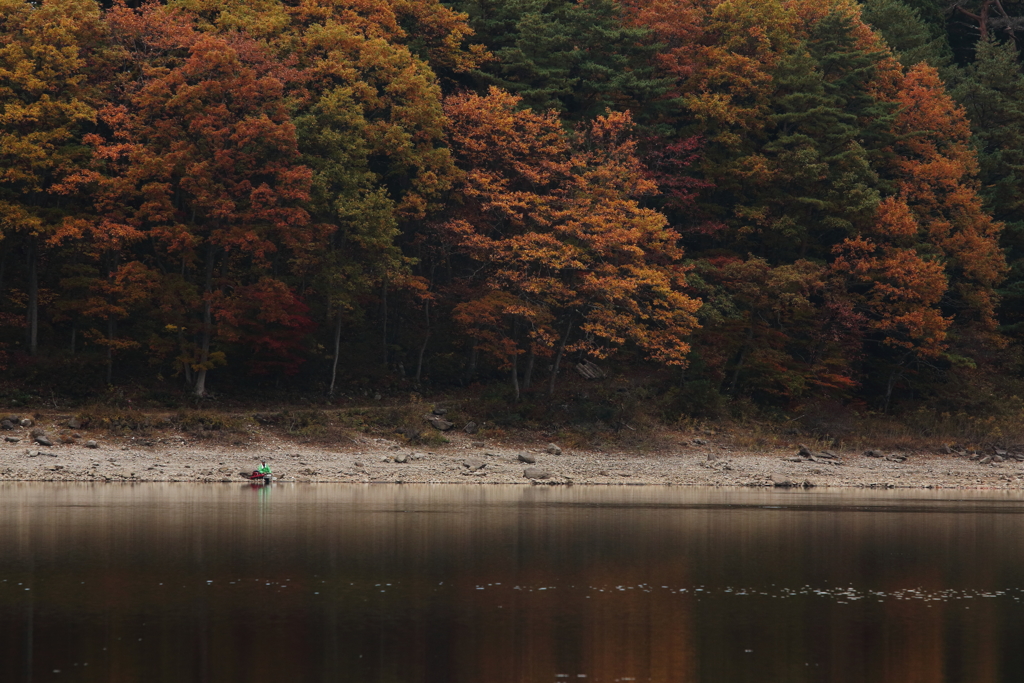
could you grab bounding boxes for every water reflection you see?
[1,484,1024,682]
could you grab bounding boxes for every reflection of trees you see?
[2,486,1024,681]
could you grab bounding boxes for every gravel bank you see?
[2,416,1023,489]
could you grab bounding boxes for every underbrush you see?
[18,360,1024,454]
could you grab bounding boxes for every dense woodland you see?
[2,0,1024,419]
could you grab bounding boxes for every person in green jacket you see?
[250,460,272,480]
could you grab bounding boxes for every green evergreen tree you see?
[449,0,673,122]
[949,38,1024,336]
[717,11,894,263]
[860,0,951,70]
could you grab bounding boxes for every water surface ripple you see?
[1,483,1023,682]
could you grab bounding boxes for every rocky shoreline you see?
[2,412,1024,489]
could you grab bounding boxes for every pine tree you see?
[949,38,1024,337]
[714,10,894,264]
[859,0,951,70]
[449,0,673,122]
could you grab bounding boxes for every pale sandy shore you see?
[2,415,1023,489]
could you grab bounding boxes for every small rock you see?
[27,450,39,457]
[803,479,816,488]
[353,461,364,468]
[85,440,99,449]
[67,417,81,430]
[463,422,479,434]
[34,435,53,447]
[4,436,20,443]
[394,453,408,464]
[864,449,884,458]
[20,418,34,428]
[798,444,812,457]
[471,441,485,448]
[518,452,537,464]
[992,455,1005,463]
[426,416,454,431]
[0,419,13,430]
[979,455,993,465]
[769,474,797,487]
[692,438,707,446]
[969,452,983,461]
[523,467,553,480]
[785,456,806,463]
[462,459,486,472]
[432,407,448,416]
[706,453,718,462]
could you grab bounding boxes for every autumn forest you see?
[2,0,1023,420]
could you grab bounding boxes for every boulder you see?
[85,440,99,449]
[394,453,408,464]
[523,467,553,480]
[546,443,562,455]
[34,435,53,447]
[518,452,537,464]
[0,419,13,431]
[426,416,454,431]
[20,418,33,428]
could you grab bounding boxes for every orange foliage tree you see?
[439,88,701,398]
[76,2,319,395]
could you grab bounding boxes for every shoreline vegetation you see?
[4,405,1024,490]
[4,0,1024,432]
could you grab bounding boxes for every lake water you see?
[2,483,1024,682]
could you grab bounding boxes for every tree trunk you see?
[380,274,389,367]
[26,239,38,356]
[464,344,478,385]
[106,318,115,386]
[523,347,535,390]
[727,323,756,396]
[329,304,343,397]
[511,350,520,402]
[193,246,215,397]
[548,317,574,397]
[415,299,431,385]
[179,326,193,388]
